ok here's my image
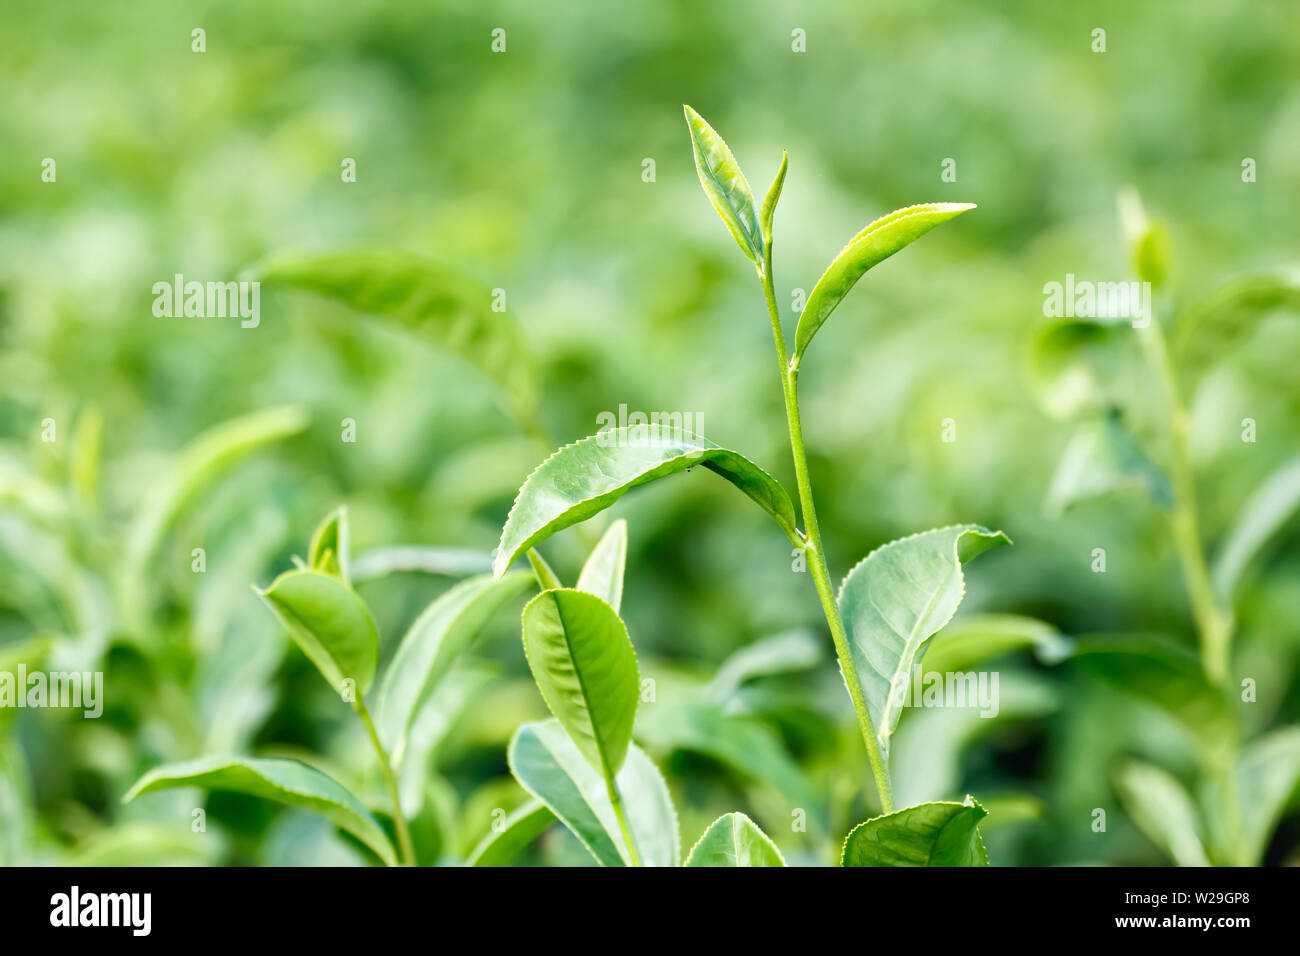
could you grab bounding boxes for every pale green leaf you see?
[256,568,379,695]
[707,629,822,700]
[377,572,533,764]
[1174,271,1300,394]
[683,105,762,262]
[1202,726,1300,866]
[793,203,976,360]
[921,613,1070,674]
[1113,761,1209,867]
[521,588,639,779]
[307,506,349,583]
[124,755,396,866]
[759,151,788,249]
[526,548,563,592]
[841,798,989,867]
[251,249,539,423]
[466,799,555,866]
[685,812,785,867]
[576,519,628,613]
[494,424,798,577]
[1212,456,1300,604]
[1029,319,1126,420]
[508,720,679,867]
[838,525,1009,756]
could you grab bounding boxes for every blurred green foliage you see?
[1,0,1298,865]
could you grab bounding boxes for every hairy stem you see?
[757,253,895,814]
[355,694,416,866]
[1137,318,1232,683]
[606,777,642,866]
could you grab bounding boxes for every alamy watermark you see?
[0,666,103,718]
[152,273,260,328]
[891,669,1000,718]
[595,404,705,447]
[1043,273,1151,328]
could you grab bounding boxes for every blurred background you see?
[2,0,1298,865]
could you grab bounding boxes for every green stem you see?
[1137,318,1232,683]
[355,694,417,866]
[606,777,642,866]
[757,253,895,814]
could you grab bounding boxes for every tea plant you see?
[1030,192,1300,865]
[484,106,1014,865]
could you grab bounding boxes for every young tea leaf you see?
[759,151,788,250]
[683,105,762,263]
[377,571,533,765]
[251,249,539,425]
[124,755,396,866]
[526,548,564,592]
[256,568,379,696]
[350,546,493,582]
[465,799,556,867]
[793,203,976,361]
[837,525,1009,756]
[684,812,785,867]
[576,519,628,613]
[307,506,350,583]
[508,720,679,867]
[841,798,989,867]
[494,424,798,577]
[521,588,639,779]
[1113,761,1209,867]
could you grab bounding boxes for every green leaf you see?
[521,588,639,779]
[1069,637,1238,763]
[123,406,308,617]
[377,572,533,764]
[526,548,564,592]
[837,525,1009,756]
[307,506,349,583]
[1212,456,1300,604]
[508,720,679,867]
[495,424,798,577]
[466,799,556,867]
[685,812,785,867]
[576,519,628,613]
[124,755,396,866]
[921,613,1070,674]
[1174,272,1300,394]
[1045,410,1173,514]
[1202,727,1300,866]
[759,151,788,249]
[251,249,539,423]
[1118,188,1171,288]
[256,568,379,696]
[793,203,976,361]
[351,546,493,582]
[841,798,989,867]
[1113,761,1209,867]
[683,105,762,262]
